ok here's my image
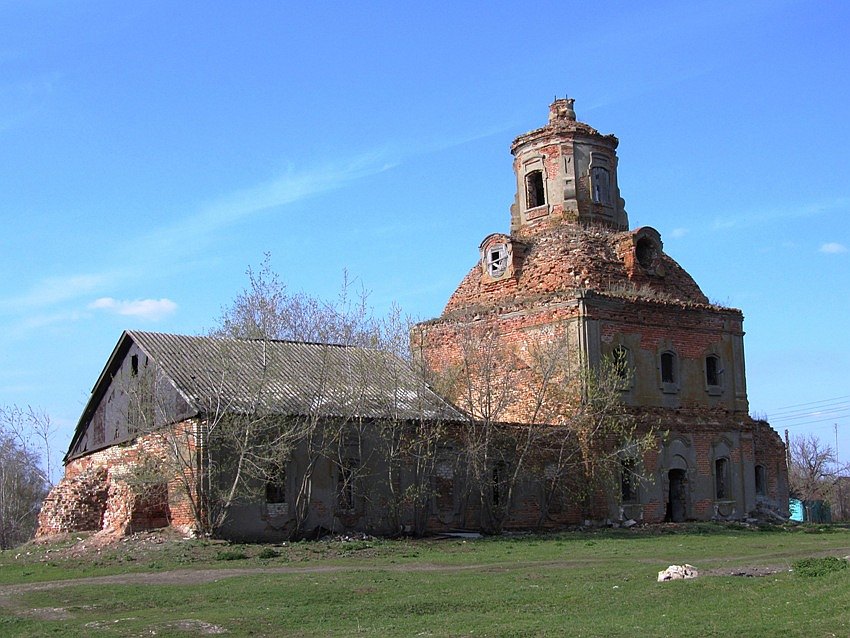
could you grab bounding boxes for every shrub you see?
[257,547,280,559]
[216,549,249,561]
[792,556,848,577]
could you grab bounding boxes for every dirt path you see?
[0,553,799,603]
[0,560,560,601]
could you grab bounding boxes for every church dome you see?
[443,224,709,316]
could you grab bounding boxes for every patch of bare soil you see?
[17,606,73,620]
[704,565,788,577]
[154,619,229,634]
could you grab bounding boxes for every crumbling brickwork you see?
[417,99,789,527]
[44,98,788,540]
[36,466,109,536]
[37,426,197,538]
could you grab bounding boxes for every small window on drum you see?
[526,170,545,208]
[487,243,509,278]
[591,166,611,205]
[636,237,657,269]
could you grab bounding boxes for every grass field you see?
[1,524,849,637]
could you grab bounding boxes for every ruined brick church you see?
[37,99,788,541]
[415,98,788,524]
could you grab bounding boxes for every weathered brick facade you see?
[416,98,789,526]
[38,427,197,538]
[38,99,788,541]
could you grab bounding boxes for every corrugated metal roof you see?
[127,331,463,421]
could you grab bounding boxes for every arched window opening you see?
[621,456,638,503]
[636,237,657,269]
[715,458,730,500]
[705,355,720,386]
[526,170,545,208]
[591,166,611,205]
[705,354,724,393]
[755,465,766,497]
[435,461,454,512]
[661,352,676,384]
[266,476,286,504]
[611,346,630,380]
[492,461,507,508]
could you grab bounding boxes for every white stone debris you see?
[657,564,699,582]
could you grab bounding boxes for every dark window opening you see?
[755,465,766,497]
[621,457,637,502]
[435,462,454,512]
[526,170,545,208]
[591,166,611,204]
[266,478,286,504]
[706,355,721,387]
[131,354,139,376]
[612,346,630,380]
[661,352,676,384]
[635,237,656,269]
[715,458,729,500]
[492,462,507,507]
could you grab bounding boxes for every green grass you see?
[1,524,849,636]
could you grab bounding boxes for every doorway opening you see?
[667,469,687,522]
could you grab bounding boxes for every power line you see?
[772,394,850,413]
[770,405,850,424]
[774,401,850,416]
[770,404,850,421]
[782,418,835,430]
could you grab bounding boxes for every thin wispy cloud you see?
[0,273,114,312]
[669,228,689,238]
[820,242,847,254]
[89,297,177,320]
[711,196,850,231]
[151,150,399,245]
[138,131,496,257]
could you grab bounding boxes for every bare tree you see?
[0,406,53,548]
[555,355,655,522]
[211,252,378,347]
[426,324,656,533]
[122,255,448,539]
[789,433,847,520]
[120,340,311,537]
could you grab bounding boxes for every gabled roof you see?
[127,331,461,419]
[65,331,464,461]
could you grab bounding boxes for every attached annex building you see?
[38,331,463,539]
[38,100,788,541]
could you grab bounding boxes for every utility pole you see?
[835,423,840,464]
[833,423,847,521]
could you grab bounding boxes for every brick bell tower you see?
[510,98,629,236]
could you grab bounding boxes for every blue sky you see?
[2,0,849,467]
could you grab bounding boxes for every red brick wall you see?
[38,423,200,538]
